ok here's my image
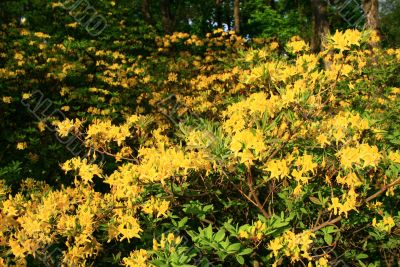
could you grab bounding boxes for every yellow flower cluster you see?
[62,157,103,184]
[265,159,290,180]
[156,29,245,53]
[336,172,363,188]
[105,163,144,200]
[238,220,267,241]
[328,29,363,52]
[372,215,396,233]
[0,183,112,265]
[86,119,132,147]
[56,118,83,138]
[286,36,310,53]
[329,188,358,217]
[314,111,370,147]
[388,150,400,163]
[152,233,182,252]
[145,146,209,180]
[110,209,142,242]
[122,249,151,267]
[230,129,266,165]
[268,230,315,264]
[2,96,12,103]
[292,154,318,195]
[336,143,381,170]
[142,196,170,218]
[1,27,400,266]
[264,152,317,195]
[16,142,27,150]
[223,92,273,134]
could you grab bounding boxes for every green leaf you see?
[238,248,253,256]
[227,243,241,253]
[214,230,225,242]
[236,255,245,265]
[220,240,230,250]
[356,253,368,260]
[324,234,333,245]
[205,224,213,240]
[309,196,321,205]
[178,217,189,228]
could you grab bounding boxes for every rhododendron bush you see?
[1,25,400,266]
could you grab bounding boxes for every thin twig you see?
[247,167,271,219]
[312,177,400,232]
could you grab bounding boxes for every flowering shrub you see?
[1,26,400,266]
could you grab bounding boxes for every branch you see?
[311,215,342,232]
[311,177,400,233]
[365,177,400,203]
[247,168,271,219]
[72,132,139,163]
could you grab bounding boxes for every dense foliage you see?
[1,1,400,267]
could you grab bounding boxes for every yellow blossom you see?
[372,215,396,233]
[265,159,290,180]
[2,96,12,103]
[388,151,400,163]
[16,142,27,150]
[122,249,150,267]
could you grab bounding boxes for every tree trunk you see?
[363,0,380,33]
[141,0,154,25]
[234,0,240,34]
[161,0,173,34]
[216,0,223,29]
[311,0,330,52]
[269,0,275,10]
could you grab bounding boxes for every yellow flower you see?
[336,172,362,188]
[330,30,348,51]
[156,200,169,217]
[56,118,75,137]
[153,239,158,251]
[167,233,175,243]
[329,189,358,217]
[127,115,139,125]
[239,230,249,239]
[388,151,400,163]
[16,142,27,150]
[141,197,170,218]
[167,72,178,82]
[62,157,103,183]
[268,238,283,257]
[337,143,381,170]
[330,197,342,215]
[270,41,279,50]
[22,93,31,100]
[369,30,380,44]
[287,36,309,53]
[230,129,266,157]
[61,106,70,111]
[51,2,63,8]
[296,154,317,174]
[316,256,329,267]
[116,215,142,241]
[34,32,50,38]
[38,121,46,132]
[122,249,149,267]
[269,230,315,262]
[9,238,28,258]
[265,159,290,180]
[372,215,396,233]
[346,29,362,46]
[2,96,12,103]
